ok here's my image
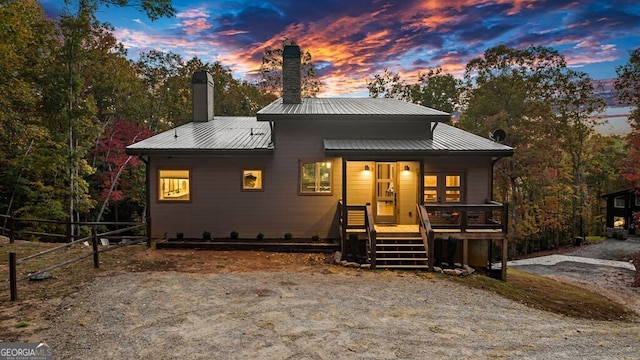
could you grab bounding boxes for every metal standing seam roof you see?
[323,123,513,155]
[257,97,451,121]
[125,117,272,155]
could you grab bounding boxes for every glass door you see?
[375,162,396,223]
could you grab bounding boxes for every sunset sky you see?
[40,0,639,98]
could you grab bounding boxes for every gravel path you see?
[41,269,640,359]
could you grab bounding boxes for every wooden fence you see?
[1,215,149,301]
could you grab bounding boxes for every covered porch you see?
[338,201,508,280]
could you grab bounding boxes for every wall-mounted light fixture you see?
[364,165,370,171]
[404,165,410,171]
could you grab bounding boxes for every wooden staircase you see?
[374,232,429,269]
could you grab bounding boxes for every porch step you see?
[374,233,429,270]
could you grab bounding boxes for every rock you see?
[359,263,371,269]
[333,251,342,264]
[339,260,348,266]
[433,266,443,273]
[443,269,463,276]
[345,262,360,268]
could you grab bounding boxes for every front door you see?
[375,162,396,223]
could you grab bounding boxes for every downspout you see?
[142,155,151,247]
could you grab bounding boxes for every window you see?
[242,170,263,191]
[300,160,332,194]
[159,169,190,201]
[424,173,463,203]
[614,196,625,208]
[636,194,640,206]
[445,175,461,202]
[424,175,438,203]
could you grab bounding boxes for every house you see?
[602,188,639,238]
[126,45,513,277]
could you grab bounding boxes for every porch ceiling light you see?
[364,165,370,171]
[404,165,410,171]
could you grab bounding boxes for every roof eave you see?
[125,148,274,156]
[257,113,451,122]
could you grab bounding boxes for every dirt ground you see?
[510,238,640,314]
[2,237,640,359]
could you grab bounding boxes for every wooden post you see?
[9,216,15,244]
[66,216,72,243]
[92,226,99,268]
[146,217,152,248]
[10,252,17,301]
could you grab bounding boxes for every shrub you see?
[256,232,264,240]
[202,231,212,241]
[230,230,239,239]
[284,232,293,240]
[312,234,320,241]
[176,232,184,241]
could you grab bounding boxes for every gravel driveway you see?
[41,268,640,359]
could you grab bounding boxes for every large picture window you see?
[159,169,190,201]
[300,160,332,194]
[424,173,463,203]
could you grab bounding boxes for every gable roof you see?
[324,123,513,156]
[126,117,272,155]
[257,98,451,122]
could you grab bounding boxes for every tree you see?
[553,70,606,237]
[258,39,322,97]
[93,119,153,222]
[615,48,640,129]
[615,48,640,189]
[367,68,461,113]
[0,0,57,218]
[461,45,568,254]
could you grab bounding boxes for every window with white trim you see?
[614,196,625,208]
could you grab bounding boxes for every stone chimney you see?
[282,45,301,104]
[192,71,214,122]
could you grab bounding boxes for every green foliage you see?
[368,68,461,113]
[202,231,212,241]
[312,234,320,241]
[230,230,239,239]
[176,232,184,240]
[256,232,265,240]
[284,232,293,240]
[615,47,640,129]
[258,39,322,97]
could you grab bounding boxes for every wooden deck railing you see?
[424,200,508,232]
[417,204,436,271]
[338,201,377,267]
[421,200,509,280]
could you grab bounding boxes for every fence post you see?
[66,216,72,243]
[10,216,15,244]
[146,217,152,248]
[10,252,17,301]
[92,226,99,268]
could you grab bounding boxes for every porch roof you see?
[126,117,272,155]
[324,123,513,156]
[257,98,451,122]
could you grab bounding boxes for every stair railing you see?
[364,203,376,269]
[417,204,435,271]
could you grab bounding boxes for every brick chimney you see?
[192,71,214,122]
[282,45,301,104]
